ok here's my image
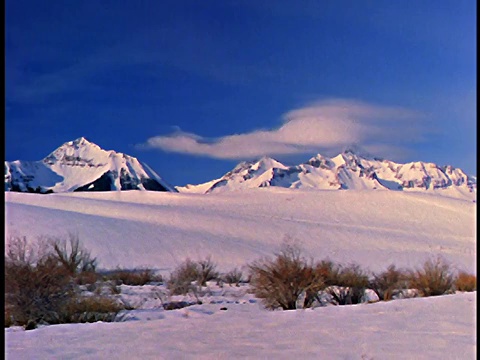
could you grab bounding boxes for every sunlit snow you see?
[4,188,476,359]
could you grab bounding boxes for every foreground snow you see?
[5,291,476,359]
[4,188,476,359]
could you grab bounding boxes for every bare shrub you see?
[248,244,324,310]
[4,234,121,328]
[196,256,219,286]
[222,268,244,286]
[6,235,33,264]
[369,265,408,301]
[50,233,97,275]
[6,235,49,265]
[315,259,341,286]
[167,261,203,304]
[299,259,341,308]
[167,257,219,296]
[103,268,163,286]
[5,255,76,327]
[454,271,477,292]
[408,256,455,297]
[323,263,369,305]
[167,258,200,296]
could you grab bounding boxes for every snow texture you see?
[4,171,476,359]
[5,288,476,359]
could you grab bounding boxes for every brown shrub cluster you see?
[248,244,324,310]
[167,257,219,296]
[454,271,476,292]
[369,265,408,301]
[62,296,124,323]
[5,235,124,329]
[323,263,370,305]
[247,244,464,310]
[407,256,455,297]
[6,233,470,322]
[103,268,163,286]
[5,255,75,326]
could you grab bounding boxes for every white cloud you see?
[140,98,424,160]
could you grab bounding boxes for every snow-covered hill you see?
[5,188,476,274]
[177,149,477,200]
[4,137,177,193]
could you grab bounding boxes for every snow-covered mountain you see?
[177,149,477,199]
[5,137,177,193]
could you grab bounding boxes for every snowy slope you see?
[5,189,476,275]
[5,137,176,193]
[177,150,477,200]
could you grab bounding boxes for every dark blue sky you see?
[6,0,476,186]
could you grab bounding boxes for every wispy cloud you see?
[139,98,426,160]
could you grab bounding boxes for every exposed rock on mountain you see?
[178,149,476,199]
[5,137,177,193]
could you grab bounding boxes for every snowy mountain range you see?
[4,137,177,193]
[5,138,476,198]
[178,149,477,199]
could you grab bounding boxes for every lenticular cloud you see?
[141,98,424,160]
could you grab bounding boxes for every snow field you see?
[4,188,476,359]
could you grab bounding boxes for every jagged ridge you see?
[177,150,476,199]
[5,137,177,193]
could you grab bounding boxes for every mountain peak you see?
[255,155,281,164]
[253,156,287,171]
[43,137,105,166]
[340,144,373,159]
[178,149,476,198]
[66,137,98,148]
[5,138,177,193]
[257,155,276,162]
[72,136,89,144]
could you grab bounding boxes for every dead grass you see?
[62,296,124,323]
[103,268,163,286]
